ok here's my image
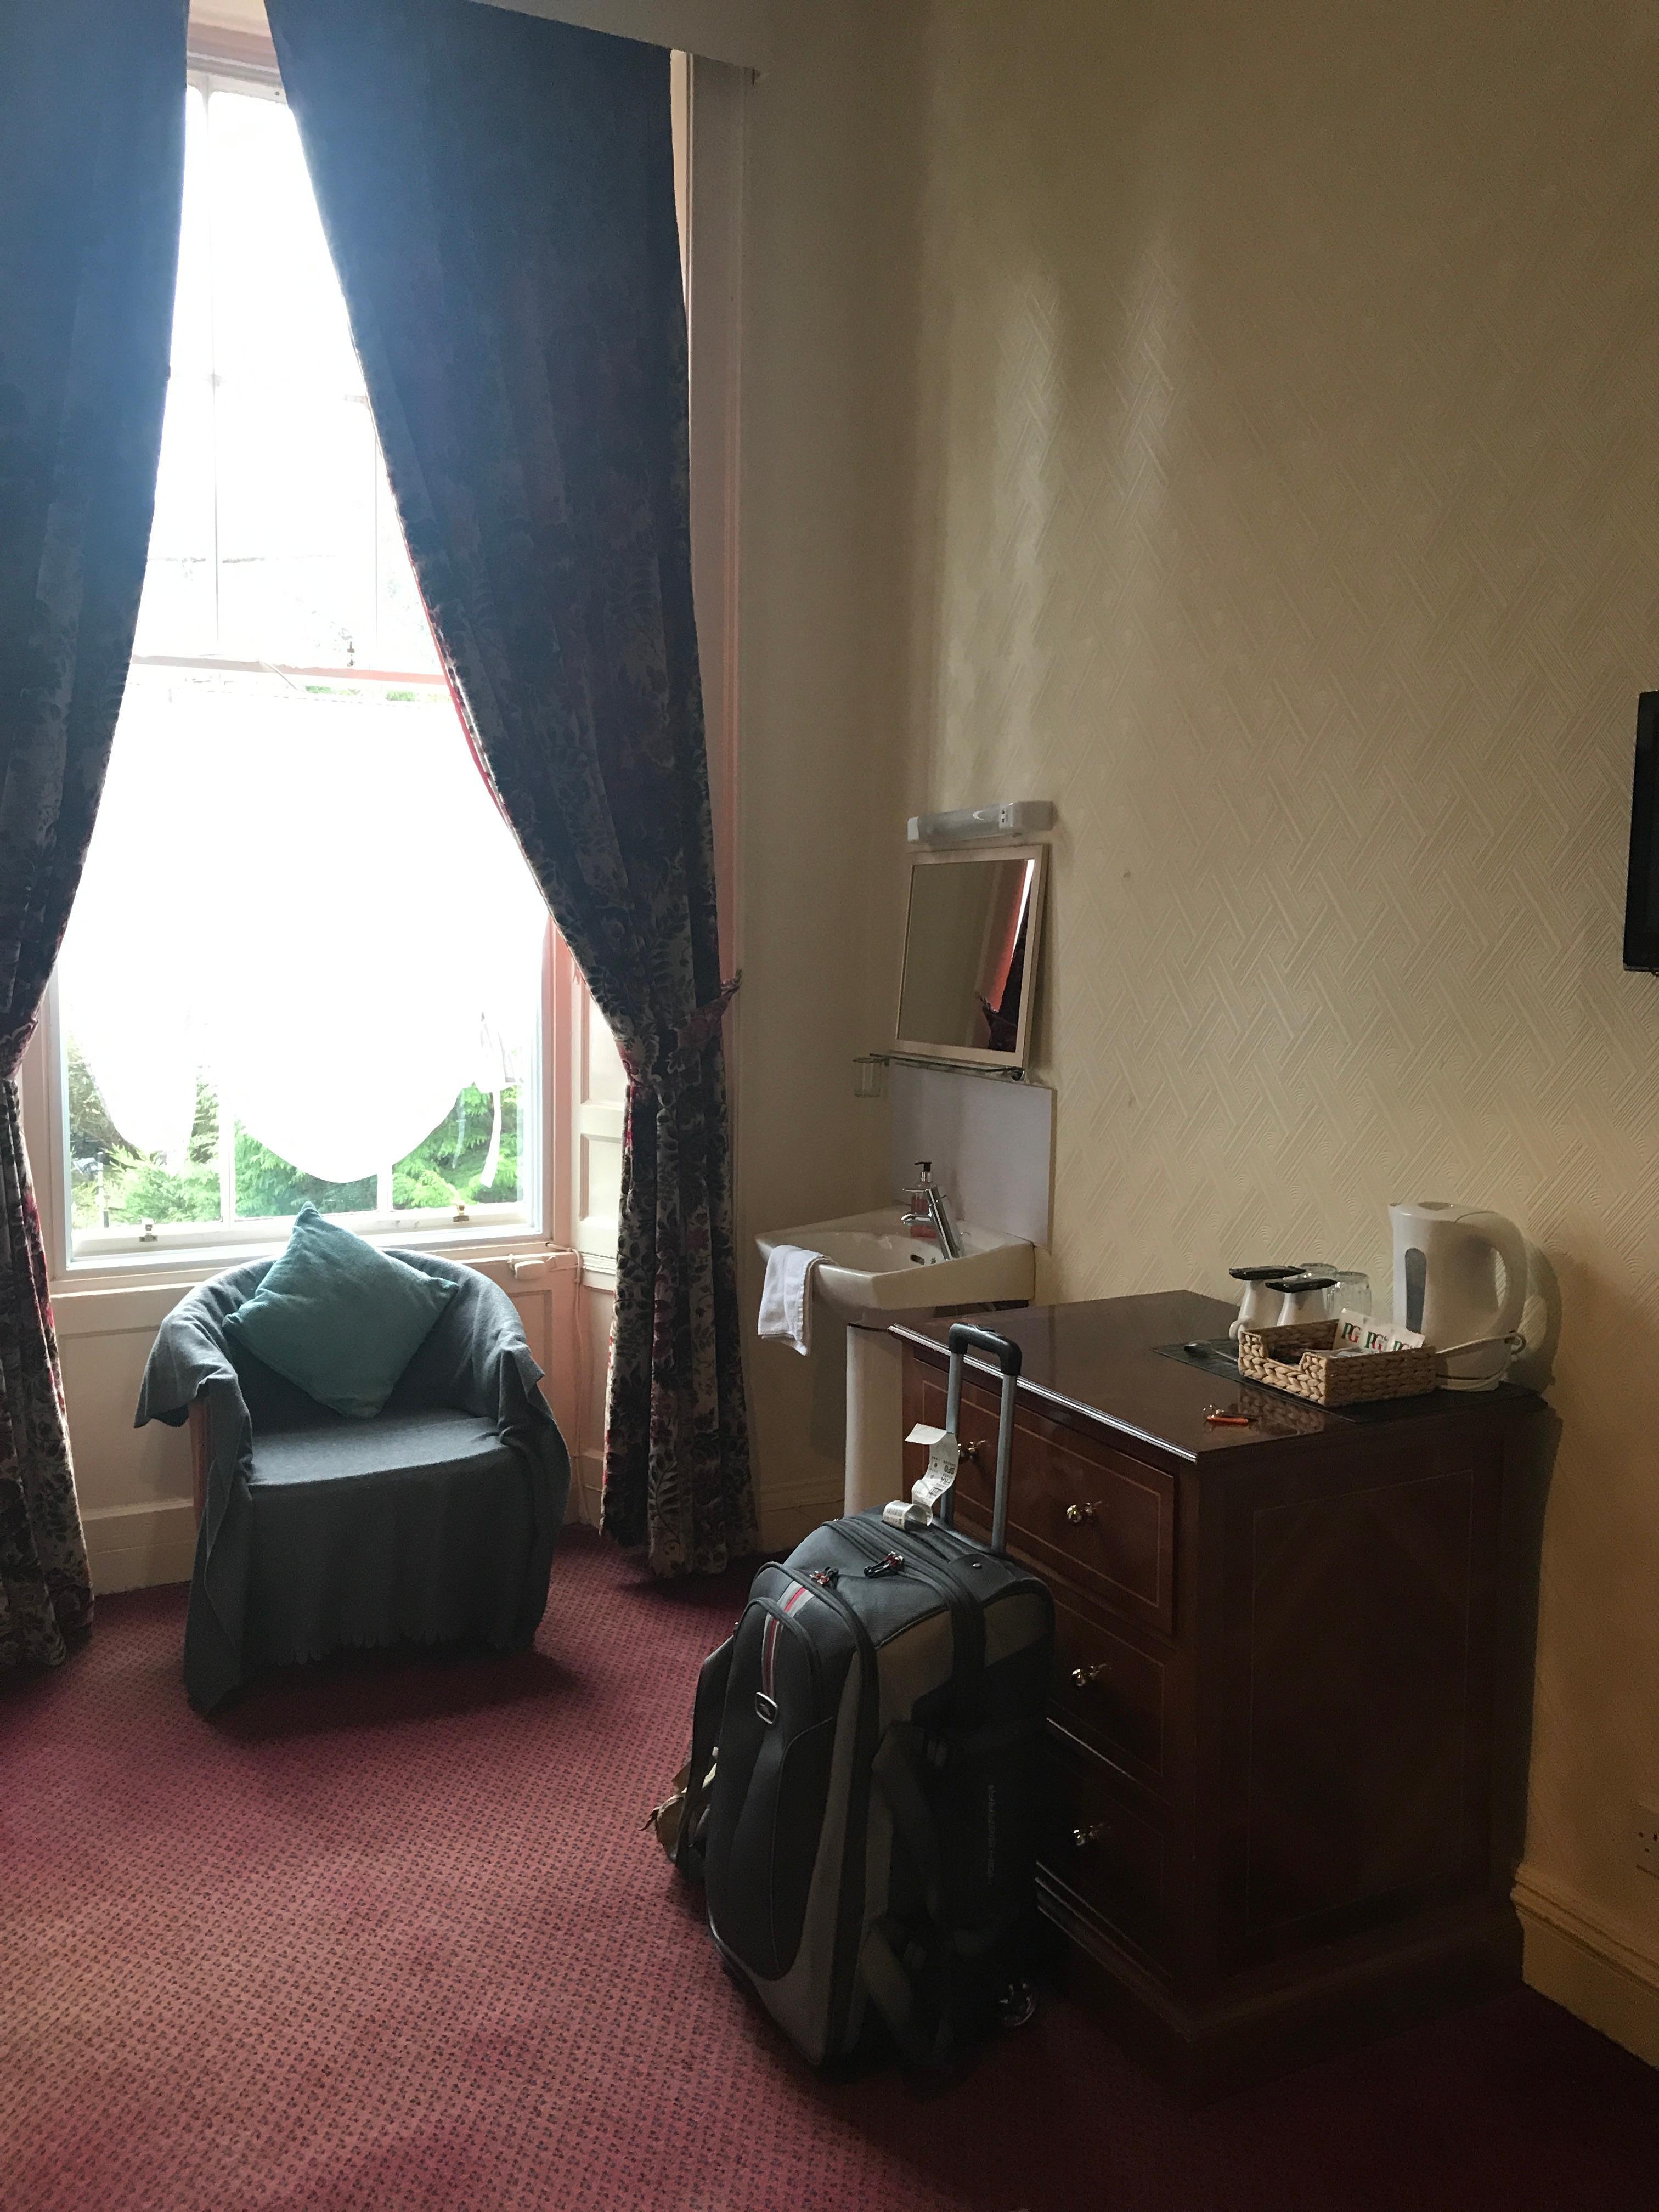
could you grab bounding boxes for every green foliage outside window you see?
[67,1040,520,1232]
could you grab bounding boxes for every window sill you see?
[52,1226,575,1304]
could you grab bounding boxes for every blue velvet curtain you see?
[267,0,758,1575]
[0,0,186,1673]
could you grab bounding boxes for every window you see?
[56,69,551,1265]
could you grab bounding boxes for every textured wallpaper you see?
[889,0,1659,1957]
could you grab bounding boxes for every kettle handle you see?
[1460,1211,1529,1341]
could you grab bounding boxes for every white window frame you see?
[20,29,744,1304]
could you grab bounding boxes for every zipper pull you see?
[809,1567,840,1588]
[864,1550,906,1578]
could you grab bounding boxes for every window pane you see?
[133,84,214,658]
[206,86,362,399]
[58,77,546,1258]
[234,1130,375,1222]
[137,371,218,656]
[393,1084,522,1210]
[374,451,440,672]
[68,1049,221,1233]
[207,84,379,664]
[215,383,376,662]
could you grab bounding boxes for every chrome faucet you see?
[901,1161,963,1261]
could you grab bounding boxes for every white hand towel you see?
[758,1244,823,1356]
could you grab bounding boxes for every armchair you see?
[138,1252,570,1712]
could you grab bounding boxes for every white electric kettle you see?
[1389,1201,1528,1390]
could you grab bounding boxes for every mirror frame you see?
[893,840,1049,1071]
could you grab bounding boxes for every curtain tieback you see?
[0,1015,38,1084]
[621,972,742,1097]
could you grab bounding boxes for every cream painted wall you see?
[876,0,1659,2049]
[731,0,917,1543]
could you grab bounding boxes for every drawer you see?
[1049,1589,1165,1780]
[1037,1730,1168,1961]
[917,1374,1177,1637]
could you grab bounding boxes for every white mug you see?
[1229,1265,1295,1340]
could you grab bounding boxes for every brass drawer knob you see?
[1070,1663,1107,1689]
[1072,1822,1109,1851]
[1064,1500,1099,1526]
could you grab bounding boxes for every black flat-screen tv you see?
[1624,693,1659,970]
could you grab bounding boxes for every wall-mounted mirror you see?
[894,844,1047,1069]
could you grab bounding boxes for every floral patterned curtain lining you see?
[0,0,188,1673]
[267,0,758,1573]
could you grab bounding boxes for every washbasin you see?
[756,1207,1034,1328]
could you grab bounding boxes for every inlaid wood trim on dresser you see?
[1214,1450,1502,1975]
[896,1291,1551,2100]
[912,1368,1177,1637]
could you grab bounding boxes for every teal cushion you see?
[223,1204,456,1419]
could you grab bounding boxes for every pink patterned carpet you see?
[3,1527,1657,2211]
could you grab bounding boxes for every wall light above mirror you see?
[894,843,1048,1070]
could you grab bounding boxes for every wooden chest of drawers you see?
[895,1291,1549,2098]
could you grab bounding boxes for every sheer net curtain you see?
[59,678,545,1189]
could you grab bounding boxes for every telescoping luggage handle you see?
[941,1323,1022,1556]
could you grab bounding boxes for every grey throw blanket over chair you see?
[137,1254,570,1712]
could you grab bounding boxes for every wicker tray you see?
[1236,1320,1439,1407]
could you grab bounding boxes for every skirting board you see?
[572,1446,605,1530]
[84,1499,197,1595]
[759,1480,838,1556]
[571,1452,821,1553]
[1514,1865,1659,2070]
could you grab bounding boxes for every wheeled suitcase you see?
[665,1323,1053,2068]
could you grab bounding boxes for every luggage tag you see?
[882,1499,932,1531]
[882,1423,960,1530]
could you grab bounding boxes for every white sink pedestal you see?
[844,1326,907,1516]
